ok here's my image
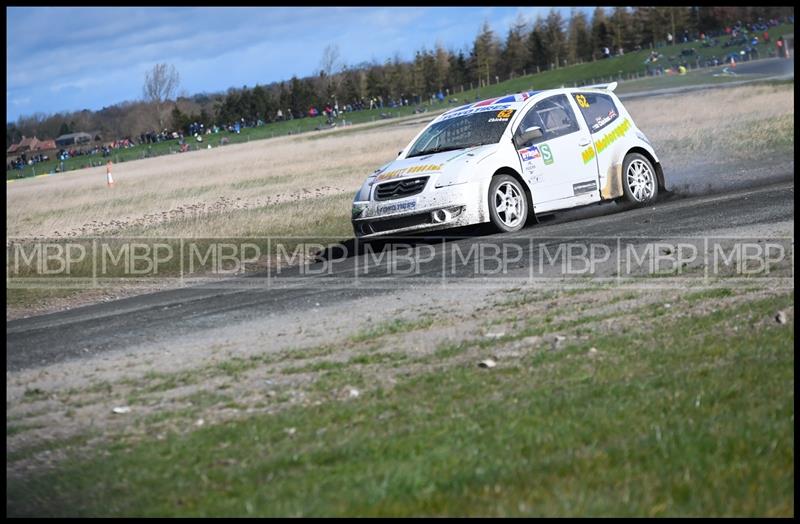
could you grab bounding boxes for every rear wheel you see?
[488,175,528,233]
[622,153,658,206]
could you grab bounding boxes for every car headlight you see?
[352,202,368,219]
[354,176,375,202]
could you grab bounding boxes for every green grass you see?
[284,351,408,375]
[348,317,437,343]
[683,287,735,302]
[7,434,96,464]
[6,421,46,437]
[7,23,793,181]
[22,387,49,401]
[7,291,793,516]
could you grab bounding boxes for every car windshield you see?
[406,108,516,158]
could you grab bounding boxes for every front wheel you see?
[488,174,528,233]
[621,153,658,206]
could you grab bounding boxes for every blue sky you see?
[6,6,593,122]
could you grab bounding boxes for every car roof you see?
[441,90,543,115]
[436,84,618,123]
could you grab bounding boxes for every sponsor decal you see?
[540,144,554,165]
[583,117,631,163]
[437,103,513,122]
[439,91,539,119]
[492,91,540,104]
[473,97,500,107]
[487,108,515,122]
[531,174,544,184]
[593,117,631,154]
[376,163,443,181]
[591,109,618,130]
[592,117,611,130]
[522,162,536,174]
[494,95,517,104]
[573,180,597,195]
[377,199,417,215]
[575,94,590,108]
[442,103,471,116]
[518,145,541,162]
[581,146,596,164]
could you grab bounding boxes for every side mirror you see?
[398,150,403,156]
[514,126,543,149]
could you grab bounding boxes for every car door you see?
[570,91,627,198]
[513,94,599,206]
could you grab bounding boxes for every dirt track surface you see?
[618,56,795,101]
[7,176,794,373]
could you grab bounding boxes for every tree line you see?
[7,6,793,149]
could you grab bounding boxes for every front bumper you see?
[352,181,485,238]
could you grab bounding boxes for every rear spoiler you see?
[582,81,618,92]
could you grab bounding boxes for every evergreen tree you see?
[448,50,469,90]
[526,17,548,72]
[590,7,612,59]
[434,42,451,91]
[608,7,632,53]
[544,9,567,68]
[386,55,410,101]
[567,9,592,64]
[421,48,438,96]
[336,68,354,105]
[472,20,500,86]
[500,14,529,78]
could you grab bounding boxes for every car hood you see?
[371,143,499,189]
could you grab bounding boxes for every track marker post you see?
[106,160,114,187]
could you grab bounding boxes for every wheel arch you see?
[626,147,666,192]
[491,166,538,225]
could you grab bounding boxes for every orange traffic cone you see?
[106,161,114,187]
[731,56,736,68]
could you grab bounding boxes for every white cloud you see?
[6,6,592,121]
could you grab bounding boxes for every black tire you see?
[488,174,528,233]
[621,153,658,206]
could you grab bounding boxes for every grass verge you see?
[7,291,793,516]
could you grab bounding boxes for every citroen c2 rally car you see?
[351,83,665,238]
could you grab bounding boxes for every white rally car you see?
[352,83,665,238]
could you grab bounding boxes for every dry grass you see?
[6,125,419,239]
[6,83,793,242]
[627,83,795,163]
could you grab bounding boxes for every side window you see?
[573,92,619,133]
[518,95,580,145]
